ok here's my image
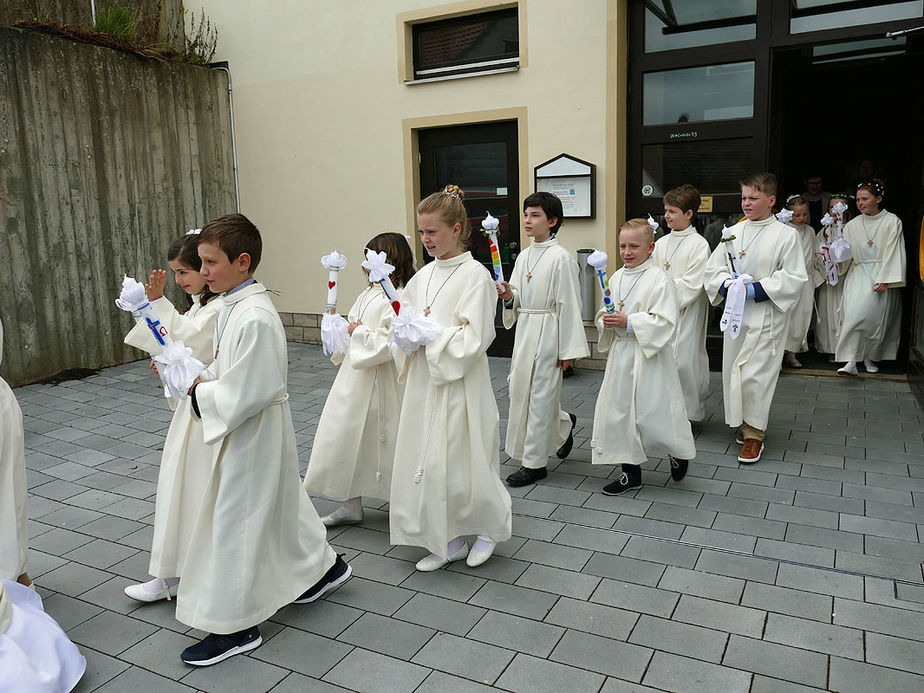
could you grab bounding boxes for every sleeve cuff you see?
[190,384,201,418]
[752,281,769,302]
[626,316,634,333]
[718,284,728,298]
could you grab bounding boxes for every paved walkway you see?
[17,344,924,692]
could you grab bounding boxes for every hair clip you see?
[646,215,659,230]
[443,188,462,200]
[785,194,800,204]
[186,228,202,235]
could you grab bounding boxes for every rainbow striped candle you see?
[481,212,505,286]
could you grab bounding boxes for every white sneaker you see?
[416,543,468,572]
[863,360,879,373]
[837,363,858,376]
[466,536,496,567]
[124,577,178,603]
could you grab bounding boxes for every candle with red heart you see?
[320,251,348,314]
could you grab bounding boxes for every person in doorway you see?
[590,218,695,494]
[178,214,350,666]
[651,184,710,422]
[703,173,807,463]
[813,193,854,359]
[802,174,831,232]
[498,191,589,488]
[835,181,906,375]
[781,195,818,369]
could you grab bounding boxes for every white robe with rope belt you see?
[651,226,710,421]
[389,252,512,559]
[0,320,27,581]
[304,284,402,501]
[834,210,906,362]
[813,223,844,354]
[177,282,335,633]
[502,237,588,468]
[590,259,695,465]
[704,216,807,431]
[784,223,818,353]
[123,294,222,579]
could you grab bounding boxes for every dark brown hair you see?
[167,234,218,308]
[663,184,701,215]
[198,213,262,273]
[523,191,564,234]
[417,184,470,248]
[366,232,416,289]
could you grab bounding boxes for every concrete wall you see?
[0,26,235,386]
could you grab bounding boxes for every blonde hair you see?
[417,184,471,248]
[619,217,654,244]
[739,172,777,197]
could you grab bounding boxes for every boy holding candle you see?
[178,214,350,666]
[703,173,807,463]
[497,192,589,487]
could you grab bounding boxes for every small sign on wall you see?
[535,153,596,219]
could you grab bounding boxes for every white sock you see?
[471,535,495,552]
[143,577,178,593]
[328,497,362,518]
[842,361,856,370]
[447,537,465,556]
[863,359,877,369]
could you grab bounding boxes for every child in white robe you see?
[813,194,853,358]
[835,181,906,375]
[304,232,415,525]
[180,214,349,667]
[498,191,589,488]
[704,172,807,464]
[591,218,695,494]
[390,184,512,572]
[651,184,710,421]
[122,232,223,603]
[782,195,818,368]
[0,314,29,588]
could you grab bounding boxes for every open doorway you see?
[770,40,924,374]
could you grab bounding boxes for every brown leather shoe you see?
[738,438,764,464]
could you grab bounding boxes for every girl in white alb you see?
[813,194,852,358]
[781,195,819,368]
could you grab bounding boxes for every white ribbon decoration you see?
[820,213,836,227]
[829,235,852,263]
[776,208,794,224]
[361,249,394,283]
[115,276,205,400]
[391,304,443,355]
[320,312,351,356]
[647,215,659,232]
[719,273,753,340]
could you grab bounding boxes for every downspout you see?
[90,0,96,25]
[209,63,241,212]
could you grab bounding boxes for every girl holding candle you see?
[390,184,512,571]
[122,232,223,603]
[813,194,853,358]
[835,181,906,375]
[304,233,415,525]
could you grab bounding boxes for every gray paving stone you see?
[629,614,727,662]
[271,599,363,639]
[180,650,290,693]
[119,628,199,681]
[742,583,833,623]
[753,537,835,567]
[766,503,839,529]
[508,514,565,541]
[393,593,487,636]
[513,538,593,570]
[865,535,924,563]
[865,632,924,675]
[30,526,95,555]
[400,567,486,601]
[694,549,778,584]
[828,656,924,693]
[783,523,864,553]
[96,666,196,692]
[832,598,924,640]
[549,628,652,679]
[764,612,863,659]
[495,654,609,692]
[591,579,679,618]
[71,647,130,692]
[793,490,864,515]
[613,514,685,540]
[270,673,351,693]
[644,501,716,528]
[325,577,413,616]
[582,552,665,586]
[468,610,564,657]
[252,625,353,678]
[672,594,765,638]
[697,493,768,518]
[642,651,751,693]
[749,675,826,693]
[553,524,629,555]
[68,610,159,656]
[620,536,700,568]
[548,503,617,528]
[776,563,864,599]
[416,670,497,693]
[412,632,514,684]
[680,526,757,553]
[63,538,139,569]
[37,561,113,597]
[723,635,827,688]
[514,563,600,600]
[544,596,638,641]
[657,566,744,603]
[469,580,558,620]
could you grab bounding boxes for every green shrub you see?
[94,4,140,42]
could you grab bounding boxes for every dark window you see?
[412,8,518,81]
[642,138,753,199]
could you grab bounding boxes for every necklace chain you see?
[525,244,551,281]
[617,266,649,311]
[356,285,382,322]
[424,261,464,315]
[860,214,883,246]
[662,232,690,270]
[737,222,765,258]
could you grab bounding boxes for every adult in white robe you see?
[390,252,512,559]
[784,222,819,354]
[502,237,588,468]
[305,284,401,502]
[179,282,336,633]
[0,319,28,583]
[0,579,86,692]
[704,217,807,434]
[123,294,222,580]
[651,226,710,421]
[590,259,695,465]
[834,210,905,362]
[813,222,844,355]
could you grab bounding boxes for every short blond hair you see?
[619,218,654,244]
[739,172,777,197]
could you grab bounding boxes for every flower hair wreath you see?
[858,180,885,196]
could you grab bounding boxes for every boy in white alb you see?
[179,214,350,667]
[703,173,808,463]
[651,184,710,421]
[591,219,695,494]
[498,192,589,487]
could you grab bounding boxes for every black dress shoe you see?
[556,413,578,459]
[669,456,688,481]
[602,465,642,495]
[181,626,261,666]
[506,466,547,487]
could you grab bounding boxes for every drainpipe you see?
[90,0,96,25]
[209,63,241,212]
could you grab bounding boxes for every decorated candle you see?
[481,211,505,287]
[586,250,615,314]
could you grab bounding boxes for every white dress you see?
[304,285,402,501]
[813,223,844,354]
[502,237,589,468]
[650,226,711,421]
[177,283,336,633]
[834,210,906,362]
[123,295,222,578]
[590,259,696,465]
[704,217,807,430]
[0,579,86,693]
[390,252,512,559]
[784,223,818,353]
[0,320,27,580]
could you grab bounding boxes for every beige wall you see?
[198,0,625,313]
